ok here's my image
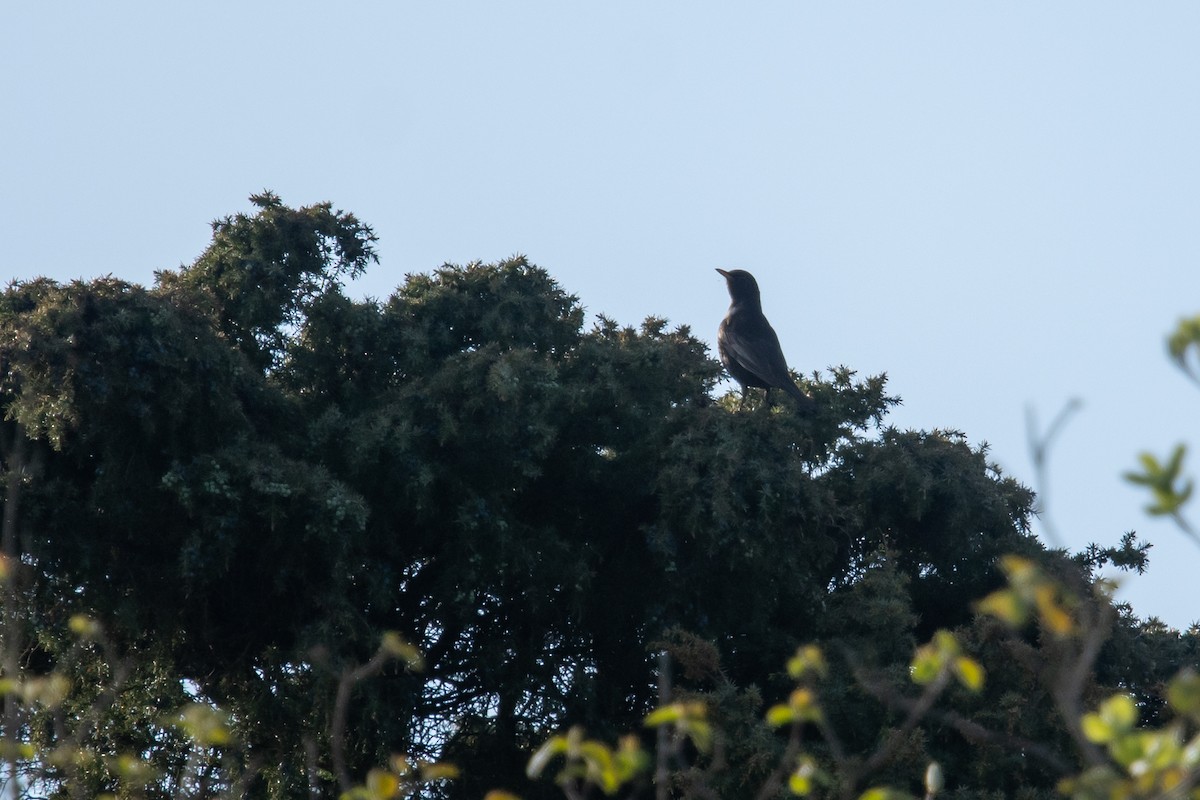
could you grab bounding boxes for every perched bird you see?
[716,268,814,410]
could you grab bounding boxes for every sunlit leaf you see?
[789,771,814,796]
[1100,694,1138,733]
[643,705,683,727]
[526,735,568,779]
[0,741,36,761]
[68,614,101,639]
[767,704,796,727]
[1108,732,1146,768]
[110,753,159,784]
[975,588,1026,626]
[932,630,960,656]
[418,761,459,781]
[613,735,649,780]
[1081,713,1113,744]
[174,703,232,747]
[952,657,985,692]
[684,718,714,753]
[910,645,940,685]
[788,755,821,796]
[365,768,400,799]
[578,741,617,793]
[786,644,828,680]
[380,632,424,671]
[859,787,913,800]
[645,701,706,730]
[1034,585,1075,636]
[999,555,1037,584]
[786,688,823,723]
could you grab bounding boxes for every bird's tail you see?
[783,380,816,412]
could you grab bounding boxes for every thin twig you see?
[1051,600,1113,768]
[863,671,949,778]
[1025,399,1082,548]
[331,647,392,791]
[753,722,803,800]
[868,688,1072,775]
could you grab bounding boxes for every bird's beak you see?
[715,268,731,279]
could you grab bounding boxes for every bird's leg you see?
[762,388,772,409]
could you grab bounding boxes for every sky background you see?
[3,3,1197,628]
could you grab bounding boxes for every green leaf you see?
[613,736,649,781]
[999,555,1038,584]
[1167,668,1200,719]
[786,755,825,796]
[1128,445,1193,519]
[110,753,159,784]
[644,701,706,728]
[67,614,101,639]
[909,645,941,685]
[858,787,914,800]
[1081,713,1114,744]
[932,630,960,656]
[789,771,814,796]
[1034,585,1076,636]
[417,762,459,781]
[683,719,714,754]
[643,705,683,727]
[952,657,985,692]
[365,768,400,799]
[766,704,796,728]
[380,632,424,671]
[1100,694,1138,733]
[1166,443,1187,476]
[786,644,828,680]
[776,688,823,723]
[526,735,568,779]
[974,588,1027,626]
[173,703,233,747]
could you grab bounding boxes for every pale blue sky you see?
[3,3,1198,627]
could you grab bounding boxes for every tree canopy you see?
[0,195,1193,799]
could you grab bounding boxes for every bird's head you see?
[715,268,761,305]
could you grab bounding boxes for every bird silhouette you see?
[716,268,814,410]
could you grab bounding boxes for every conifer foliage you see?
[0,196,1191,799]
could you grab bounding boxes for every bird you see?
[716,268,815,411]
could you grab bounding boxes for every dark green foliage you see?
[829,429,1041,635]
[0,195,1192,799]
[156,190,377,371]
